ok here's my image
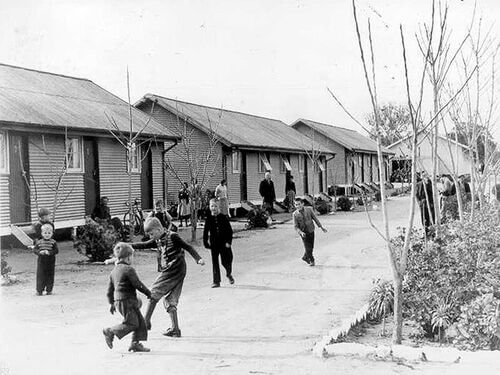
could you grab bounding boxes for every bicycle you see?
[123,198,145,237]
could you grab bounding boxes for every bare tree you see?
[162,105,224,242]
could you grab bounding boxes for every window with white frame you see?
[259,153,272,173]
[127,142,140,173]
[232,150,240,173]
[0,131,8,174]
[298,154,304,173]
[65,137,83,172]
[280,154,292,173]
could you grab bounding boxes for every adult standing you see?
[178,182,191,227]
[416,172,434,236]
[92,196,111,221]
[439,174,458,223]
[203,199,234,288]
[285,175,296,212]
[259,172,276,220]
[215,179,230,217]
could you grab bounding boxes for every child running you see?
[103,242,152,352]
[132,217,205,337]
[293,198,327,266]
[33,223,59,295]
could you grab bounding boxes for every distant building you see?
[291,119,393,187]
[135,95,336,206]
[0,64,178,236]
[387,133,472,180]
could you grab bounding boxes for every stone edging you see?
[313,303,369,357]
[312,303,500,364]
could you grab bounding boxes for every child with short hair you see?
[293,198,327,267]
[33,223,59,295]
[131,217,205,338]
[103,242,152,352]
[31,207,55,242]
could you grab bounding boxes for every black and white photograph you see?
[2,0,500,374]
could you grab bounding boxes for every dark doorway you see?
[240,151,247,201]
[83,138,100,216]
[318,161,324,193]
[141,144,153,209]
[9,133,31,224]
[303,156,309,194]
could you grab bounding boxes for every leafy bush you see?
[1,250,11,277]
[400,206,500,346]
[246,207,269,229]
[314,196,330,215]
[74,219,121,262]
[337,196,352,211]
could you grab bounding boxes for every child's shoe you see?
[128,341,150,352]
[211,282,220,288]
[102,328,114,349]
[36,292,43,296]
[162,327,181,337]
[227,275,235,284]
[46,291,52,295]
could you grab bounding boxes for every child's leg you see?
[36,257,45,294]
[221,247,233,278]
[304,232,315,263]
[162,280,184,337]
[210,249,221,284]
[45,257,56,294]
[131,306,148,343]
[109,300,139,340]
[143,298,158,330]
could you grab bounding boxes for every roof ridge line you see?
[147,93,286,124]
[0,62,92,82]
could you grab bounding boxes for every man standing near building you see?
[259,172,276,220]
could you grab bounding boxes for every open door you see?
[83,138,100,216]
[240,151,247,201]
[9,133,31,224]
[141,144,153,209]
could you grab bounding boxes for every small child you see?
[33,223,59,295]
[132,217,205,337]
[103,242,152,352]
[31,207,55,242]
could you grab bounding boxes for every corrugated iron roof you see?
[292,118,394,155]
[139,94,336,154]
[0,63,177,140]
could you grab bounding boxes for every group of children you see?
[28,194,327,353]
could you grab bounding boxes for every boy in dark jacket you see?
[132,218,205,338]
[30,207,54,242]
[203,198,234,288]
[103,242,152,352]
[33,223,59,295]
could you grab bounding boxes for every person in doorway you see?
[416,171,434,236]
[92,196,111,221]
[131,218,205,337]
[178,182,191,227]
[259,172,276,220]
[203,199,234,288]
[293,198,327,267]
[102,242,151,352]
[215,179,230,217]
[285,175,297,212]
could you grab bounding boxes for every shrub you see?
[247,207,269,229]
[337,196,352,211]
[400,206,500,345]
[454,293,500,350]
[1,250,11,277]
[74,219,121,262]
[314,196,330,215]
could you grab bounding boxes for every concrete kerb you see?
[312,304,500,365]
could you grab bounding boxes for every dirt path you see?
[1,196,459,374]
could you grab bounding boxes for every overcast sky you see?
[1,0,499,139]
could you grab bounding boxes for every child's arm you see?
[130,238,158,250]
[33,241,41,256]
[310,208,327,233]
[203,218,211,249]
[223,216,233,247]
[172,233,205,265]
[128,268,152,299]
[50,242,59,256]
[106,275,115,305]
[156,249,163,272]
[293,212,305,237]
